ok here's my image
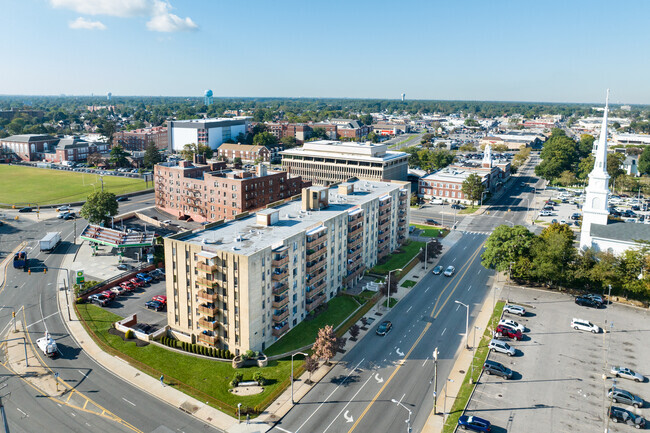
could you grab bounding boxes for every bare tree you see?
[312,325,338,365]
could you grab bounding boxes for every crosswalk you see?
[460,230,491,235]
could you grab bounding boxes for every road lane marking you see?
[122,398,136,406]
[406,306,412,313]
[422,356,429,367]
[322,375,373,433]
[78,370,88,378]
[26,311,59,329]
[441,328,446,336]
[275,427,293,433]
[17,408,27,417]
[294,358,365,433]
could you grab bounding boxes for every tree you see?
[349,324,360,341]
[281,135,297,149]
[303,355,319,384]
[87,152,104,167]
[535,132,579,181]
[109,145,129,168]
[481,225,536,272]
[607,152,626,185]
[143,142,162,169]
[233,157,242,166]
[639,146,650,175]
[578,134,595,157]
[418,239,443,262]
[557,170,577,187]
[462,173,485,204]
[252,131,278,148]
[464,118,480,127]
[312,325,338,365]
[459,143,476,152]
[98,120,117,143]
[311,127,327,140]
[380,274,398,298]
[410,195,419,206]
[80,190,119,225]
[492,144,509,153]
[359,114,373,126]
[180,143,213,161]
[366,132,379,143]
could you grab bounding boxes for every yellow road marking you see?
[346,241,485,433]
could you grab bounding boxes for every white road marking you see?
[322,375,374,433]
[294,358,365,433]
[122,398,136,406]
[424,287,430,293]
[70,413,76,417]
[441,328,447,336]
[17,408,27,417]
[463,246,467,250]
[78,370,88,378]
[456,305,460,311]
[26,311,59,329]
[396,348,405,356]
[406,306,412,313]
[397,393,405,405]
[478,269,482,274]
[275,428,293,433]
[422,356,429,367]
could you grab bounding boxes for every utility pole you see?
[432,347,438,415]
[100,176,104,192]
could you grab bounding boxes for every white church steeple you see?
[580,89,611,250]
[482,143,492,169]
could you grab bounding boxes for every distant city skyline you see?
[3,0,650,104]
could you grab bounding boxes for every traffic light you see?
[12,311,15,318]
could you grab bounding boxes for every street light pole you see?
[291,351,307,404]
[471,326,480,384]
[455,300,470,350]
[432,347,439,415]
[391,398,412,433]
[387,268,403,310]
[237,403,242,424]
[443,378,453,420]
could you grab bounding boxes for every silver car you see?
[611,366,646,383]
[608,388,644,408]
[503,304,526,316]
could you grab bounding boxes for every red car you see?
[120,281,135,292]
[494,325,523,341]
[130,277,146,288]
[101,290,116,300]
[152,295,167,305]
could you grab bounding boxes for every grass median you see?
[76,302,294,414]
[0,165,148,205]
[442,300,504,433]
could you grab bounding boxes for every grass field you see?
[459,205,480,214]
[371,240,425,275]
[0,165,149,205]
[76,303,295,413]
[264,296,359,357]
[411,224,444,237]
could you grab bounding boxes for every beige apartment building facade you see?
[164,180,410,354]
[281,140,408,186]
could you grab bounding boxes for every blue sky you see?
[2,0,650,104]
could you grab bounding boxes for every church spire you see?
[591,89,609,175]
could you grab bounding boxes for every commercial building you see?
[217,143,283,163]
[154,160,309,223]
[281,140,408,186]
[614,133,650,146]
[43,137,110,164]
[113,126,168,151]
[480,132,544,150]
[163,180,410,353]
[167,117,250,152]
[372,123,411,136]
[0,134,59,161]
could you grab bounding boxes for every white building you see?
[614,133,650,146]
[167,117,251,152]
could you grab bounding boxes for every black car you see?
[376,321,392,336]
[432,265,443,275]
[608,406,646,428]
[575,296,600,308]
[631,205,640,211]
[18,207,32,213]
[570,213,581,220]
[451,204,465,210]
[116,196,129,202]
[145,300,164,311]
[426,219,438,225]
[585,293,604,306]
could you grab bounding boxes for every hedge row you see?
[160,336,234,359]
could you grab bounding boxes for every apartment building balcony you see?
[348,235,363,249]
[306,295,325,312]
[197,290,218,303]
[397,225,406,233]
[198,318,218,331]
[399,199,407,207]
[347,255,363,270]
[273,308,289,322]
[306,236,327,250]
[272,254,289,267]
[348,224,363,238]
[307,266,326,282]
[272,282,289,296]
[348,210,363,223]
[272,323,289,337]
[198,332,218,345]
[306,246,327,260]
[379,200,391,211]
[272,268,289,281]
[197,277,219,290]
[197,262,218,273]
[306,284,325,299]
[398,209,406,216]
[345,266,365,285]
[198,303,218,315]
[399,189,408,197]
[272,295,289,309]
[306,258,326,274]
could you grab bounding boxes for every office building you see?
[167,117,250,152]
[163,180,410,353]
[281,140,408,186]
[217,143,283,163]
[154,160,309,223]
[113,126,168,151]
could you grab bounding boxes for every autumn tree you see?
[303,356,319,384]
[312,325,338,365]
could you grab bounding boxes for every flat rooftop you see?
[282,140,407,162]
[422,167,488,182]
[178,179,406,255]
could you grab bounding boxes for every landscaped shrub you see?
[225,350,232,359]
[253,371,265,386]
[125,329,134,339]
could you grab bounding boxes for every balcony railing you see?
[379,200,391,210]
[272,255,289,267]
[272,268,289,281]
[348,256,363,269]
[306,285,324,300]
[198,318,218,331]
[197,290,218,302]
[307,236,327,249]
[273,309,289,322]
[348,236,363,249]
[198,303,217,315]
[198,333,218,345]
[197,277,218,289]
[273,283,289,296]
[272,323,289,337]
[197,262,218,273]
[306,295,325,312]
[272,296,289,309]
[306,247,327,260]
[348,225,363,238]
[306,259,326,274]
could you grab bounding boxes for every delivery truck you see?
[39,232,61,253]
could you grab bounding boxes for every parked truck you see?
[39,232,61,253]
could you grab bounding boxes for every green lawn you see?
[458,205,480,214]
[401,280,417,288]
[264,296,360,357]
[383,298,398,308]
[0,165,149,205]
[76,303,295,413]
[411,224,443,238]
[443,301,504,432]
[371,240,425,275]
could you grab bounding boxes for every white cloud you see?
[51,0,151,17]
[69,17,107,30]
[146,0,198,32]
[51,0,198,32]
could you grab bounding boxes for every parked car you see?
[110,286,126,296]
[130,277,146,288]
[488,339,516,356]
[145,300,164,311]
[494,325,523,340]
[457,415,491,432]
[608,388,644,408]
[611,366,646,382]
[451,204,465,210]
[120,281,135,292]
[575,296,600,308]
[503,304,526,316]
[432,265,443,275]
[571,213,581,220]
[571,318,601,333]
[483,360,513,379]
[608,406,646,428]
[150,268,165,278]
[443,266,455,277]
[88,294,109,306]
[136,273,153,284]
[376,320,392,336]
[18,207,32,213]
[56,205,72,212]
[426,218,438,225]
[117,264,129,271]
[539,210,552,216]
[498,319,525,333]
[101,290,116,300]
[152,295,167,304]
[585,293,604,305]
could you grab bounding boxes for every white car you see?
[499,319,525,333]
[443,266,455,277]
[56,205,72,212]
[571,318,601,333]
[539,210,552,216]
[503,304,526,316]
[611,366,646,383]
[488,339,516,356]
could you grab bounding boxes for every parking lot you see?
[464,286,650,433]
[101,276,168,332]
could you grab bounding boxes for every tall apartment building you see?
[281,140,408,186]
[164,180,410,353]
[154,160,309,223]
[167,117,251,152]
[113,126,168,151]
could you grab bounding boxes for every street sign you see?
[76,270,85,284]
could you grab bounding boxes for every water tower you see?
[107,91,112,101]
[401,93,405,102]
[204,89,213,106]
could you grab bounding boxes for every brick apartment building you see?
[43,137,110,164]
[217,143,283,163]
[154,160,310,223]
[113,126,168,151]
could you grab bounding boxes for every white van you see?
[430,198,445,205]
